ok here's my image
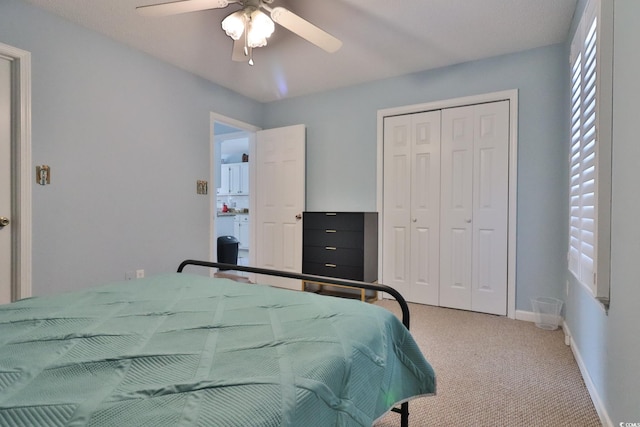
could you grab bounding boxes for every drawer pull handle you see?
[325,213,337,216]
[325,229,337,233]
[325,246,337,251]
[325,263,337,268]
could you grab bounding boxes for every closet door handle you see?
[465,218,472,223]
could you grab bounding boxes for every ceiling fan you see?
[136,0,342,65]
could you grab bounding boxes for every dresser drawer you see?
[303,212,364,231]
[303,246,363,267]
[303,229,364,248]
[302,261,363,281]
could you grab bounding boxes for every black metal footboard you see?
[177,259,412,427]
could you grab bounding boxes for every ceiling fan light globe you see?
[247,9,274,46]
[247,35,267,48]
[251,10,275,36]
[221,11,245,40]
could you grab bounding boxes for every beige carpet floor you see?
[373,300,601,427]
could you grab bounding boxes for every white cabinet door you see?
[239,162,249,194]
[229,164,241,194]
[216,215,235,238]
[219,164,231,194]
[221,163,249,195]
[234,215,250,249]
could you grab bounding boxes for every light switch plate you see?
[197,180,208,195]
[36,165,51,185]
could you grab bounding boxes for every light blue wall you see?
[0,0,263,294]
[5,0,638,422]
[263,45,570,311]
[565,0,640,423]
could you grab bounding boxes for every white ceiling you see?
[22,0,578,103]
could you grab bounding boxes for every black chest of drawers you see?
[302,212,378,283]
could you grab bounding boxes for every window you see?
[568,0,612,304]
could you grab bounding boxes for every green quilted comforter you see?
[0,273,435,426]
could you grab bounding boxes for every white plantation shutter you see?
[568,52,582,279]
[569,0,611,303]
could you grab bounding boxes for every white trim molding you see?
[209,112,260,276]
[562,321,613,427]
[0,42,32,300]
[376,90,518,318]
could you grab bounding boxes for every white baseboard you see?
[517,311,612,426]
[516,309,565,332]
[515,309,538,323]
[562,321,613,427]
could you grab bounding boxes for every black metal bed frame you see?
[177,259,412,427]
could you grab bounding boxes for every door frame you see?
[209,112,260,273]
[376,89,518,318]
[0,42,32,301]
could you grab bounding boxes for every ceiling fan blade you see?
[232,39,246,62]
[136,0,233,17]
[269,7,342,53]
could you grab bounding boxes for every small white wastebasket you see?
[531,297,563,330]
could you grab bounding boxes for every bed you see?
[0,260,435,426]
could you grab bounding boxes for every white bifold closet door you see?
[383,111,442,305]
[383,100,509,315]
[440,101,509,315]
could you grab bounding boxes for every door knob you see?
[465,218,472,223]
[0,217,9,228]
[412,218,417,223]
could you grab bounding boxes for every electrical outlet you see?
[136,269,144,279]
[125,271,135,280]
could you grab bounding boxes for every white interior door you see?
[440,101,509,315]
[383,111,441,304]
[0,57,12,304]
[255,124,305,290]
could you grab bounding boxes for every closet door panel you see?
[472,101,509,315]
[383,115,412,298]
[440,106,474,310]
[383,111,440,304]
[410,111,441,305]
[391,226,408,282]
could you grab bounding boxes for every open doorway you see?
[210,113,259,275]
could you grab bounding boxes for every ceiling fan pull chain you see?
[243,12,253,66]
[243,12,249,56]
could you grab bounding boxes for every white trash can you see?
[531,297,563,330]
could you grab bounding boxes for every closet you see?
[382,100,509,315]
